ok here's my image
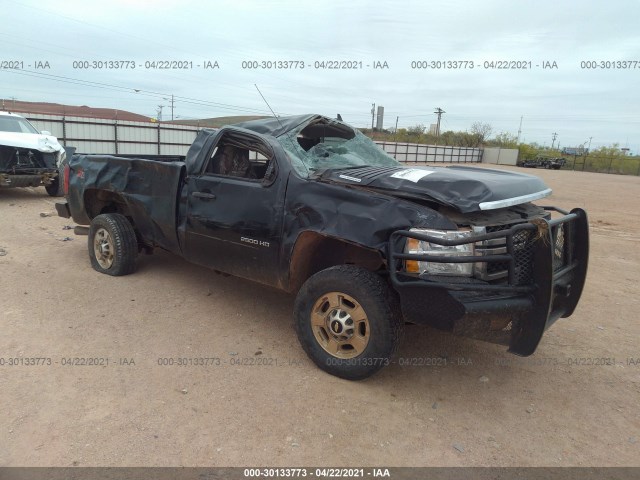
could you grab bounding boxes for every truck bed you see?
[67,154,186,254]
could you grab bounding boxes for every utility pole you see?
[157,105,165,122]
[434,107,445,137]
[2,97,17,110]
[394,116,399,141]
[551,132,558,150]
[517,115,523,143]
[371,103,376,130]
[162,95,175,121]
[587,136,593,151]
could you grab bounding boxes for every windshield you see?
[0,116,40,134]
[278,118,400,177]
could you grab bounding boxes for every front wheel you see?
[45,165,65,197]
[88,214,138,276]
[294,265,403,380]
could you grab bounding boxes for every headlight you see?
[404,228,474,276]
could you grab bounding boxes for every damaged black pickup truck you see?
[56,114,589,380]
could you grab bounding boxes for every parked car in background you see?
[518,155,566,170]
[0,111,66,196]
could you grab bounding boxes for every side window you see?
[203,137,274,182]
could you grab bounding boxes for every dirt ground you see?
[1,165,639,467]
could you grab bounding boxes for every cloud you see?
[1,0,638,148]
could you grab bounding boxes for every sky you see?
[1,0,639,151]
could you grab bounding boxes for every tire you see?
[88,214,138,276]
[45,164,65,197]
[294,265,403,380]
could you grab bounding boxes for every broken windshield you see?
[277,118,400,177]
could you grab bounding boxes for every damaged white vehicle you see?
[0,111,66,196]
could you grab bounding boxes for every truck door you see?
[184,130,284,287]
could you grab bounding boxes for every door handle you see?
[192,192,217,200]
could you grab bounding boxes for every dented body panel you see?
[66,155,185,253]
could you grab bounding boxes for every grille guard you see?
[388,207,590,356]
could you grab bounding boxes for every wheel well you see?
[288,231,385,293]
[84,189,130,219]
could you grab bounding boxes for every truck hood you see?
[0,131,64,153]
[318,165,552,213]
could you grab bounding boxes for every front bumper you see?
[0,171,57,188]
[388,207,589,356]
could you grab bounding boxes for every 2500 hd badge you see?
[241,236,270,247]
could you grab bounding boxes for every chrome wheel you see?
[311,292,370,359]
[93,227,114,269]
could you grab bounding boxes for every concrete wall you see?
[482,147,519,165]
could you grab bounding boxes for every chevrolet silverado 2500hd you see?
[56,114,589,379]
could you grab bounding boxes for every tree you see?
[457,131,480,147]
[470,122,493,145]
[590,144,625,158]
[407,124,426,137]
[491,132,519,148]
[517,143,538,160]
[439,130,456,146]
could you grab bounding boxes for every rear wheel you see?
[88,214,138,276]
[294,265,403,380]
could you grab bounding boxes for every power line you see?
[0,68,277,116]
[4,67,638,126]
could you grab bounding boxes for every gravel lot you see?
[1,165,639,467]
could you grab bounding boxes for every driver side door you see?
[183,130,285,287]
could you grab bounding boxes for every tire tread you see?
[294,265,403,380]
[88,213,138,276]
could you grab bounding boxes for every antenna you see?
[254,84,297,150]
[254,84,284,129]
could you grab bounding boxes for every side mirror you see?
[41,130,52,136]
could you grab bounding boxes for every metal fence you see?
[26,113,198,156]
[562,154,640,176]
[20,112,640,175]
[24,113,486,163]
[376,142,483,163]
